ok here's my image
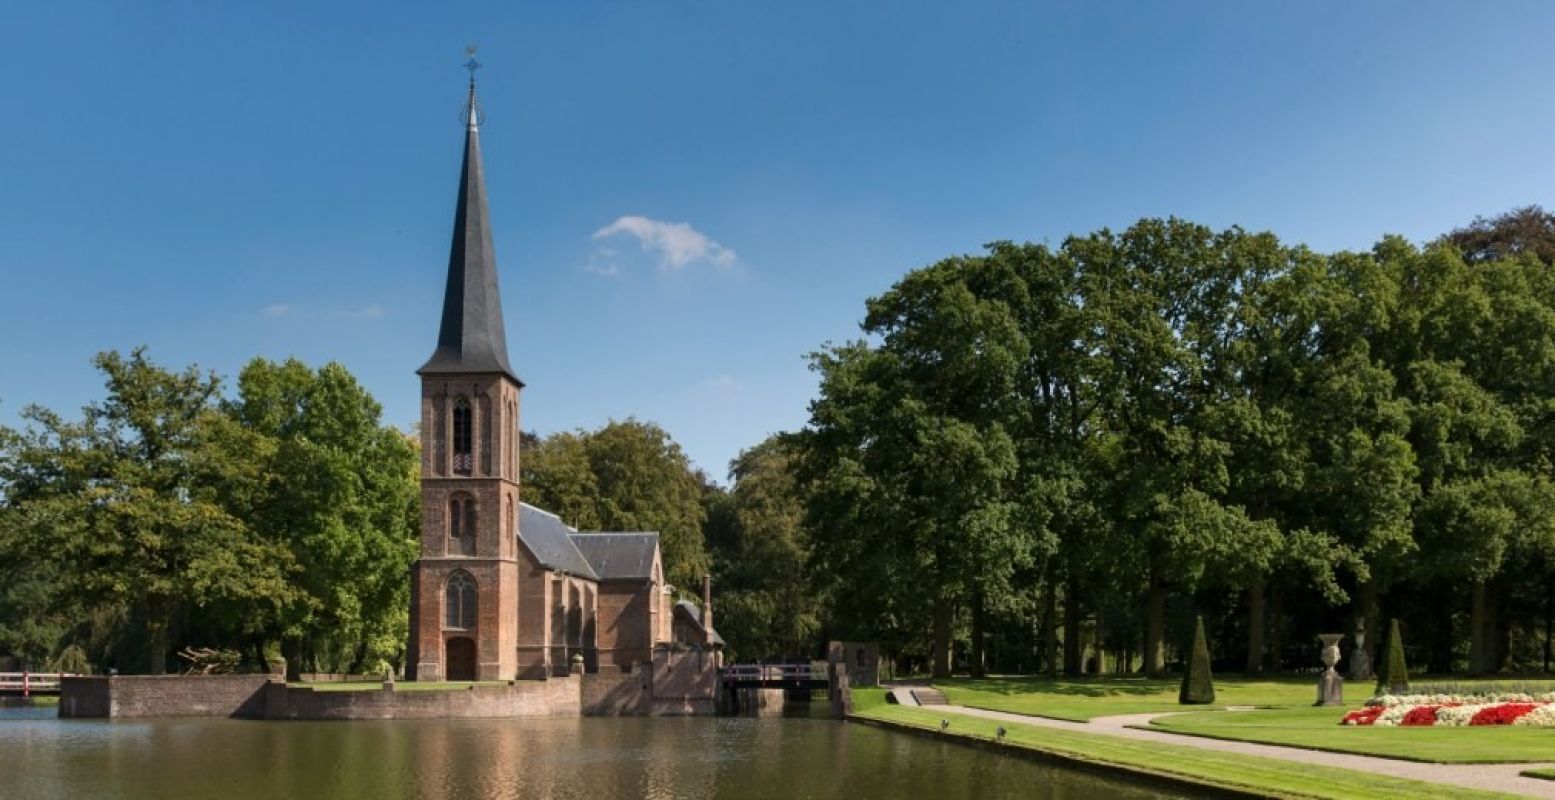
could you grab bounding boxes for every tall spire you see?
[418,54,520,384]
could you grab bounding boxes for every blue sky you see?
[3,1,1554,479]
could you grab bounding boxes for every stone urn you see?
[569,652,585,676]
[1316,633,1344,706]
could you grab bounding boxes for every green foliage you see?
[524,419,710,588]
[703,435,820,660]
[1378,618,1409,695]
[0,350,415,675]
[50,644,90,675]
[1179,616,1215,704]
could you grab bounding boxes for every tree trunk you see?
[1470,579,1489,675]
[1358,578,1380,670]
[1063,584,1083,676]
[1039,576,1058,675]
[1093,613,1107,676]
[348,638,369,676]
[931,593,954,679]
[1267,585,1286,672]
[1544,575,1553,674]
[252,637,271,675]
[1144,574,1166,678]
[969,587,987,678]
[146,618,169,675]
[1245,576,1266,676]
[281,637,304,682]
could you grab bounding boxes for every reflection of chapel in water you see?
[407,76,721,682]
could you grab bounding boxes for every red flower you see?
[1469,704,1538,726]
[1342,706,1386,726]
[1401,705,1440,726]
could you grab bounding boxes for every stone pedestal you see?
[1316,633,1345,706]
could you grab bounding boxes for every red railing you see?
[0,672,74,696]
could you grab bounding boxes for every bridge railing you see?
[0,672,75,696]
[720,663,828,683]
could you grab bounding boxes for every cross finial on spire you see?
[464,44,482,84]
[462,45,483,130]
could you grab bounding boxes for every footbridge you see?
[720,663,829,691]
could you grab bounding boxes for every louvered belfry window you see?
[453,396,473,474]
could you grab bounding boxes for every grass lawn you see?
[934,675,1555,763]
[288,681,509,692]
[850,690,1517,800]
[1147,706,1555,764]
[937,675,1372,721]
[1522,768,1555,781]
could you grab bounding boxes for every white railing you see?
[721,663,828,683]
[0,672,74,695]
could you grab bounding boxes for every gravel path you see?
[933,704,1555,798]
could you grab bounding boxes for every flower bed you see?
[1341,693,1555,727]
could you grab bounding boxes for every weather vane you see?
[464,44,482,83]
[462,44,484,128]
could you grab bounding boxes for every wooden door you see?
[446,636,476,681]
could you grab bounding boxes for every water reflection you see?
[1,707,1188,799]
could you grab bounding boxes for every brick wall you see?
[59,675,270,719]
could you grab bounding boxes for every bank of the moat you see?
[2,706,1188,800]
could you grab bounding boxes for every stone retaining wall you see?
[59,675,269,719]
[60,649,722,720]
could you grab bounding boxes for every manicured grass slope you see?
[937,675,1370,721]
[938,676,1555,764]
[1149,707,1555,764]
[850,689,1515,800]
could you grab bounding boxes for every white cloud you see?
[592,215,737,271]
[701,375,744,392]
[333,304,385,320]
[262,303,296,318]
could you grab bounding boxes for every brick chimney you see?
[701,575,714,645]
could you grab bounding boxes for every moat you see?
[2,706,1190,799]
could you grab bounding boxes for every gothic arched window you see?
[453,396,473,475]
[445,572,477,629]
[449,493,476,556]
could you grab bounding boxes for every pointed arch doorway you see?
[446,637,476,681]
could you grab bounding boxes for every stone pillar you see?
[1316,633,1345,706]
[829,661,852,719]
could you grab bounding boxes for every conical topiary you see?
[1376,618,1409,695]
[1179,616,1216,705]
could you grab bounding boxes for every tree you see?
[223,358,418,677]
[1179,616,1215,704]
[524,419,710,589]
[1377,618,1409,695]
[0,349,295,673]
[1442,205,1555,267]
[703,435,821,660]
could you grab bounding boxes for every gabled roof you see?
[517,503,597,580]
[674,600,725,645]
[417,80,521,384]
[567,533,659,581]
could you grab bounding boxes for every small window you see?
[453,396,473,474]
[445,573,477,629]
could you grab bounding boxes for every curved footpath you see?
[897,692,1555,799]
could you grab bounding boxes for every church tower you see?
[408,68,524,682]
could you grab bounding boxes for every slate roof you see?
[517,503,598,580]
[674,600,725,645]
[567,533,659,581]
[418,80,521,385]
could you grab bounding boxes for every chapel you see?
[406,73,720,682]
